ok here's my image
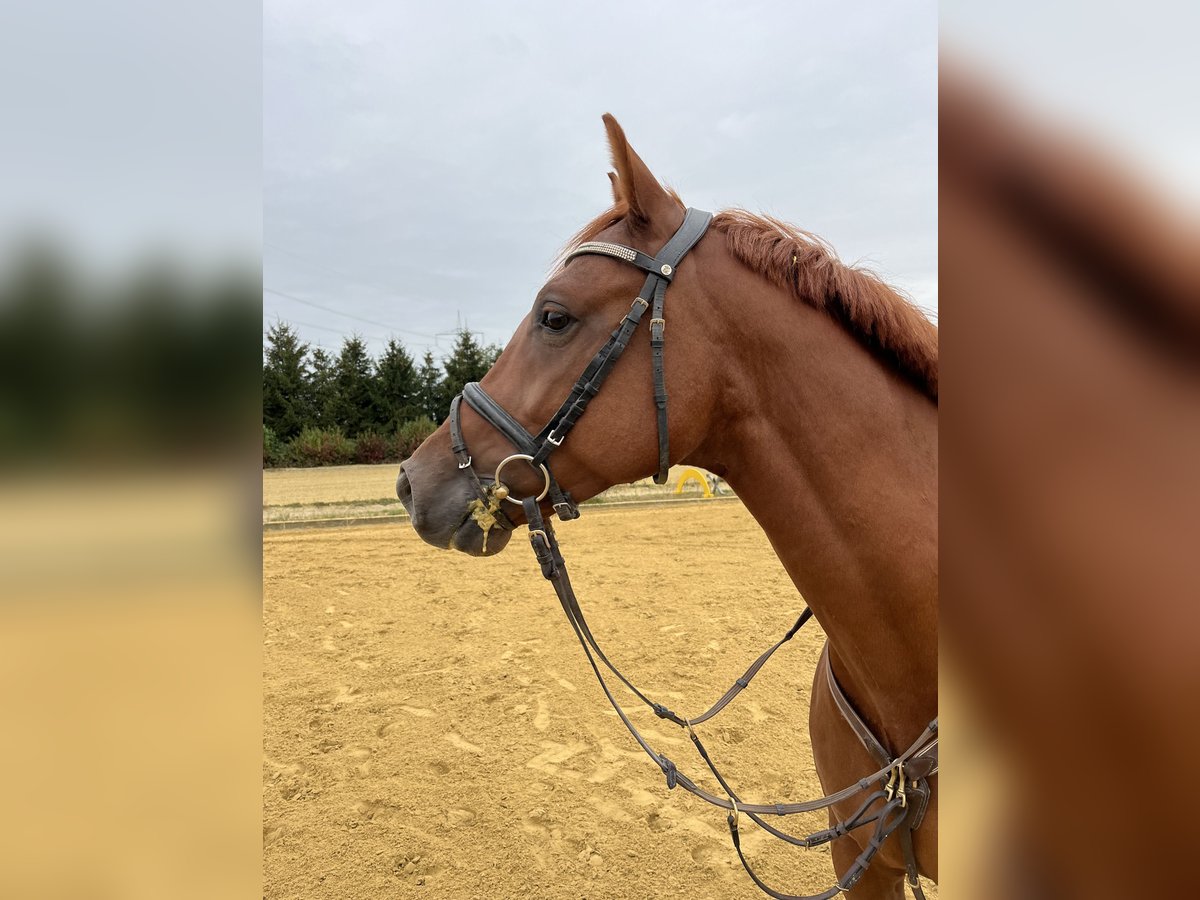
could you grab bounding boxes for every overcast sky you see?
[264,1,937,360]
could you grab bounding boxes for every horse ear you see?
[607,171,620,205]
[602,113,681,229]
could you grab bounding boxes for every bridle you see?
[449,206,713,535]
[446,208,938,899]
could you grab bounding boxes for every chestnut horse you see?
[397,115,937,898]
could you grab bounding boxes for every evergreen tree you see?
[373,338,420,431]
[307,347,336,429]
[441,329,491,410]
[262,322,310,440]
[417,350,444,423]
[328,335,375,435]
[483,342,503,368]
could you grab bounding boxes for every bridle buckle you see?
[884,761,908,808]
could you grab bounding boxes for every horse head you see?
[397,115,723,555]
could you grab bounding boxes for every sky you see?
[264,0,937,360]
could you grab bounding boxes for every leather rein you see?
[446,208,938,898]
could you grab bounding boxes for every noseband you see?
[445,207,937,899]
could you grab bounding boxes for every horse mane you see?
[562,205,939,401]
[712,210,938,400]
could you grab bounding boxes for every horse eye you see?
[540,309,571,332]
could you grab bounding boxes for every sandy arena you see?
[264,493,936,899]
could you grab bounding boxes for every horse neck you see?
[689,268,938,750]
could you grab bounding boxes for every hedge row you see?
[263,418,437,468]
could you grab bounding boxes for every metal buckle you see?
[457,456,472,469]
[528,528,549,549]
[493,453,551,505]
[884,762,908,807]
[620,299,649,329]
[650,317,665,337]
[546,429,564,447]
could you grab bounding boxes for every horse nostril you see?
[396,467,413,503]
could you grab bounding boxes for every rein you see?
[447,208,937,898]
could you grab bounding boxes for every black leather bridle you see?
[450,206,714,526]
[445,208,938,899]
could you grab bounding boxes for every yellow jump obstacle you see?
[673,467,713,498]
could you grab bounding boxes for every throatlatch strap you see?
[650,275,669,483]
[640,208,712,483]
[566,207,712,484]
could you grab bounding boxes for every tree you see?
[417,350,444,423]
[373,338,420,431]
[483,341,504,368]
[327,335,375,436]
[262,321,310,440]
[441,329,491,411]
[307,347,336,429]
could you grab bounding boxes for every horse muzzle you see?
[397,461,514,557]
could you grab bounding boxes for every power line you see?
[263,315,387,341]
[265,243,462,344]
[263,314,442,360]
[263,286,437,340]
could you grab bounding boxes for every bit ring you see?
[493,454,551,505]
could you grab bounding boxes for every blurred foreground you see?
[940,52,1199,900]
[0,248,262,897]
[1,0,261,888]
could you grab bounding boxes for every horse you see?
[397,114,938,898]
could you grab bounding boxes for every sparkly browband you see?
[565,241,637,264]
